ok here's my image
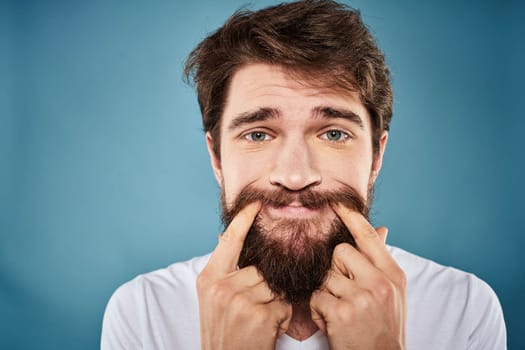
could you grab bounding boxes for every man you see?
[101,1,506,349]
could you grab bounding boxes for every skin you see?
[197,63,406,349]
[197,202,292,350]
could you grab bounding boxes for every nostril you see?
[268,143,321,191]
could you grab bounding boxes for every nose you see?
[268,136,321,191]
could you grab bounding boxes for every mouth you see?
[263,201,326,220]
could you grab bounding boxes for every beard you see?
[221,183,372,304]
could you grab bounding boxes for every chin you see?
[257,209,336,241]
[238,215,355,304]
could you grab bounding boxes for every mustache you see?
[222,183,369,225]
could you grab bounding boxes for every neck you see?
[285,302,319,341]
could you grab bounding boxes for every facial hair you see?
[221,184,371,304]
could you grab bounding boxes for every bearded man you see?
[101,1,506,349]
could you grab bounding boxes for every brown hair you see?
[184,0,392,159]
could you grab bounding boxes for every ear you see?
[206,132,223,185]
[370,131,388,184]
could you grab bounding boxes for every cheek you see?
[220,152,272,204]
[321,152,373,196]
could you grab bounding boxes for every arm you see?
[467,276,507,350]
[101,281,142,350]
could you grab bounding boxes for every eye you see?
[321,129,350,142]
[244,131,272,142]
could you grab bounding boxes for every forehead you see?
[222,63,370,128]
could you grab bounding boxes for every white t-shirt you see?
[101,246,506,349]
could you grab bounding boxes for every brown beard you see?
[221,184,371,304]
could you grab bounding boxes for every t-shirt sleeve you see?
[467,276,507,350]
[101,279,143,350]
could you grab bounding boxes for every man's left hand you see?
[310,204,406,350]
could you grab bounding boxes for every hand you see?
[310,204,406,350]
[197,202,292,350]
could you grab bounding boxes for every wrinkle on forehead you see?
[230,63,360,101]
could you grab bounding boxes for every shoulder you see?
[388,246,507,349]
[109,253,210,305]
[101,254,211,350]
[388,245,499,301]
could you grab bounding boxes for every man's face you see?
[207,63,387,302]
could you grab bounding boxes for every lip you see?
[264,204,322,220]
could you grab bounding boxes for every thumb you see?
[375,226,389,244]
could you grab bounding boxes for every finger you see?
[310,307,327,335]
[206,201,261,275]
[266,300,292,337]
[333,204,398,277]
[248,280,279,304]
[323,268,361,298]
[376,226,388,244]
[330,243,385,292]
[223,281,278,319]
[227,265,265,288]
[310,289,339,334]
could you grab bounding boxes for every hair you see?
[184,0,393,159]
[221,182,368,303]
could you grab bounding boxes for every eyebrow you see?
[227,105,364,131]
[312,106,364,129]
[227,107,281,131]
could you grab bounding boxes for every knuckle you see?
[244,265,261,278]
[222,225,242,243]
[309,290,322,305]
[219,229,233,242]
[375,278,395,302]
[230,291,251,312]
[353,291,373,312]
[333,243,351,258]
[282,302,293,319]
[396,269,407,290]
[206,279,231,302]
[334,302,354,323]
[388,264,407,290]
[365,229,378,238]
[196,272,211,292]
[323,270,334,286]
[252,306,270,324]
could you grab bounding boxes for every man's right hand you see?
[197,202,292,350]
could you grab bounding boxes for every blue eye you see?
[322,130,349,142]
[245,131,271,142]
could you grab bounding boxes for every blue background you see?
[1,0,524,348]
